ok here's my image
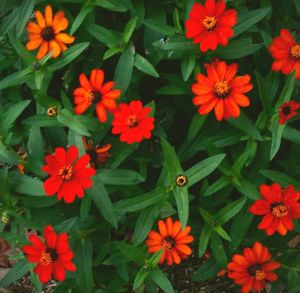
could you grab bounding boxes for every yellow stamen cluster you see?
[203,16,217,31]
[272,204,288,218]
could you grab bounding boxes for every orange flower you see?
[227,242,280,293]
[185,0,237,52]
[269,29,300,79]
[26,5,75,59]
[146,217,193,266]
[82,137,111,168]
[73,69,121,122]
[192,60,253,121]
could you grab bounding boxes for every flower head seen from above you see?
[82,137,111,168]
[192,60,253,121]
[146,217,193,266]
[227,242,280,293]
[269,29,300,79]
[278,100,300,125]
[26,5,75,59]
[42,146,96,203]
[112,100,155,144]
[22,225,76,283]
[73,69,121,123]
[185,0,237,52]
[249,183,300,236]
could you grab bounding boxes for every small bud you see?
[47,106,57,117]
[1,212,9,225]
[175,175,188,187]
[32,61,41,70]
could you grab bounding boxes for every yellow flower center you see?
[175,175,188,187]
[41,26,55,41]
[202,16,217,31]
[88,91,101,103]
[272,204,288,218]
[58,165,73,181]
[255,270,266,280]
[161,237,175,251]
[126,115,138,128]
[290,45,300,59]
[215,81,231,98]
[40,248,58,265]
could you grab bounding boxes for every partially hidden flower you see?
[42,146,96,203]
[249,183,300,236]
[112,100,155,144]
[227,242,280,293]
[22,225,76,283]
[192,59,253,121]
[278,100,300,124]
[82,137,111,168]
[269,29,300,79]
[26,5,75,59]
[185,0,237,52]
[146,217,193,266]
[73,69,121,123]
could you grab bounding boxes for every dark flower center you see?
[161,236,175,250]
[271,202,288,218]
[40,248,58,265]
[58,165,73,181]
[282,106,291,115]
[126,115,138,128]
[290,45,300,59]
[203,16,217,31]
[41,26,55,41]
[88,91,101,104]
[215,80,231,98]
[248,265,265,280]
[87,149,98,163]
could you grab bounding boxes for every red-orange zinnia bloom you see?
[249,183,300,236]
[112,100,155,144]
[269,29,300,79]
[227,242,280,293]
[42,146,96,203]
[192,60,253,121]
[185,0,237,52]
[278,100,300,124]
[146,217,193,266]
[26,5,75,59]
[82,137,111,168]
[22,225,76,283]
[73,69,121,123]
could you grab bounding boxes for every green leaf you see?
[70,3,93,35]
[283,125,300,145]
[22,115,63,127]
[10,171,45,196]
[0,142,20,164]
[87,178,118,228]
[198,225,211,257]
[16,0,37,38]
[115,186,169,213]
[54,217,78,234]
[156,84,188,95]
[96,169,145,185]
[204,176,230,197]
[103,47,123,60]
[27,127,44,159]
[143,19,177,35]
[85,23,119,48]
[68,130,86,156]
[93,0,128,12]
[181,51,195,81]
[193,258,220,281]
[114,44,135,95]
[75,238,93,293]
[57,109,90,136]
[48,42,90,72]
[214,225,231,241]
[214,38,263,59]
[227,112,262,141]
[133,267,150,290]
[1,100,31,133]
[185,154,225,187]
[0,67,33,90]
[148,268,175,293]
[260,169,300,188]
[123,17,137,44]
[210,233,227,267]
[0,259,28,287]
[294,0,300,15]
[234,7,272,37]
[134,53,159,77]
[153,35,195,51]
[108,143,139,168]
[114,242,145,265]
[215,197,247,225]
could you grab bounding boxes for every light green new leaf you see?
[134,53,159,77]
[70,3,93,35]
[149,268,175,293]
[181,50,195,81]
[123,17,137,44]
